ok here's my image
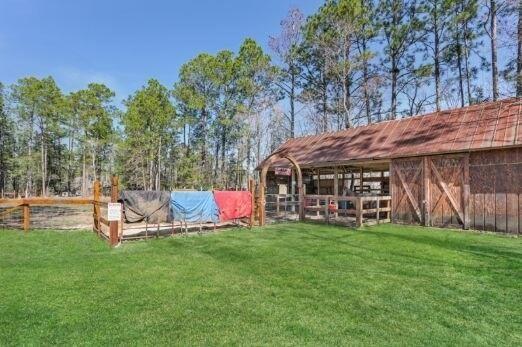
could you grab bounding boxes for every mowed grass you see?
[0,223,520,346]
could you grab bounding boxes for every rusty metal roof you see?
[260,98,522,169]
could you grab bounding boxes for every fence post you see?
[248,178,255,227]
[259,182,266,226]
[23,204,30,232]
[109,176,119,246]
[93,180,101,235]
[299,184,305,221]
[324,198,329,224]
[356,197,362,227]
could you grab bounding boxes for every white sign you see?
[275,167,291,176]
[107,203,122,221]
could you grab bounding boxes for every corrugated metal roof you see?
[260,98,522,169]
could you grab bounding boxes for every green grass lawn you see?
[0,223,520,346]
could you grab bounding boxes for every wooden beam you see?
[356,197,363,227]
[359,167,364,193]
[248,178,255,227]
[0,197,93,206]
[109,176,119,246]
[333,166,339,218]
[93,180,101,235]
[390,161,396,223]
[23,204,30,232]
[317,169,321,194]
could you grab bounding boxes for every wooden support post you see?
[299,184,305,221]
[376,197,380,224]
[359,167,364,193]
[93,180,101,234]
[462,154,470,230]
[380,171,385,195]
[109,176,119,246]
[290,170,296,213]
[248,178,255,227]
[342,171,346,194]
[333,166,339,218]
[23,204,30,232]
[356,197,363,227]
[276,195,280,215]
[317,169,321,195]
[259,183,265,226]
[423,157,431,226]
[324,199,329,223]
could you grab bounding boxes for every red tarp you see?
[213,191,252,222]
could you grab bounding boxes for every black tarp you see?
[119,191,171,223]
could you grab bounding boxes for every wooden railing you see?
[303,194,391,227]
[265,194,300,216]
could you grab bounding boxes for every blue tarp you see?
[170,191,219,223]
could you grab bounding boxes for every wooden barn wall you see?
[391,148,521,234]
[469,148,521,234]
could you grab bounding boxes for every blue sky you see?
[0,0,323,103]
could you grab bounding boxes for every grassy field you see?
[0,223,520,346]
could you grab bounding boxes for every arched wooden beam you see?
[258,150,304,226]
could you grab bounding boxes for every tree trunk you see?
[456,31,465,107]
[463,31,473,104]
[82,147,87,196]
[391,55,398,119]
[362,41,371,124]
[343,42,352,129]
[490,0,498,100]
[157,137,162,190]
[290,69,296,138]
[322,75,328,132]
[433,10,441,111]
[91,143,96,183]
[221,129,226,184]
[517,0,522,98]
[40,131,46,196]
[201,108,208,164]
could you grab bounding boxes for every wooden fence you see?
[0,176,120,246]
[303,194,391,227]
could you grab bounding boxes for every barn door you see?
[427,155,468,228]
[391,158,424,224]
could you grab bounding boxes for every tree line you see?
[0,0,520,196]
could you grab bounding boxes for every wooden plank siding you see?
[391,147,520,234]
[469,148,521,234]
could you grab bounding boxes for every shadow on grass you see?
[361,228,522,263]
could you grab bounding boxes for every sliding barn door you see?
[427,155,468,228]
[391,158,424,224]
[391,155,469,228]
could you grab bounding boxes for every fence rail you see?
[0,177,120,246]
[303,194,391,227]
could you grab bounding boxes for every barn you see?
[258,98,522,234]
